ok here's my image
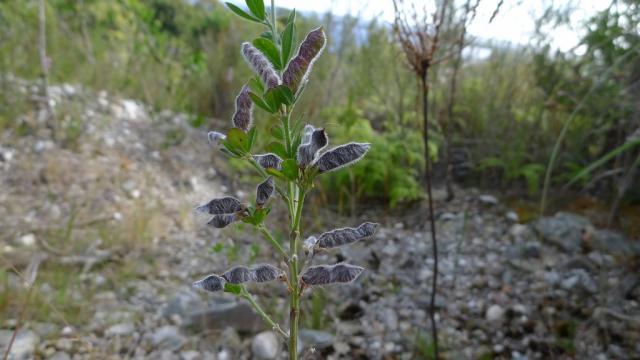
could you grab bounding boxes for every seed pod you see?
[256,177,274,207]
[253,153,283,171]
[330,263,364,283]
[196,196,242,215]
[297,126,328,167]
[315,143,370,173]
[241,42,281,89]
[251,264,284,282]
[193,274,225,292]
[316,222,379,249]
[222,266,254,284]
[207,213,237,228]
[232,85,253,131]
[301,265,332,286]
[283,27,326,94]
[208,131,227,147]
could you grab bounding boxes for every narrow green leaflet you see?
[247,127,258,151]
[253,38,282,70]
[224,282,242,294]
[249,92,276,113]
[266,141,287,159]
[245,0,265,20]
[225,3,261,23]
[281,21,296,65]
[264,85,294,110]
[226,127,250,153]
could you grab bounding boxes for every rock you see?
[586,229,640,257]
[149,326,186,351]
[505,211,519,223]
[380,308,398,331]
[298,329,333,349]
[186,299,263,332]
[478,194,498,205]
[439,212,456,221]
[49,352,72,360]
[104,323,135,337]
[533,212,590,252]
[180,350,201,360]
[18,233,36,247]
[251,331,279,359]
[0,329,39,360]
[163,288,206,320]
[561,270,597,294]
[485,305,505,322]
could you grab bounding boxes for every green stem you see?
[241,287,289,339]
[287,187,305,360]
[258,225,289,260]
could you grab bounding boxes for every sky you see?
[239,0,611,52]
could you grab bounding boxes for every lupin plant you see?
[192,1,377,358]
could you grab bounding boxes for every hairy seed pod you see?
[315,143,370,173]
[222,266,254,284]
[283,27,326,94]
[232,85,253,131]
[241,43,281,89]
[251,264,284,282]
[207,213,237,228]
[253,153,283,171]
[301,265,332,286]
[193,274,225,292]
[297,126,329,167]
[330,263,364,283]
[196,196,242,215]
[208,131,227,147]
[256,177,274,207]
[316,222,379,249]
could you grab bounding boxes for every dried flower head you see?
[232,85,254,131]
[316,222,379,249]
[297,126,328,167]
[196,196,242,215]
[256,177,275,207]
[283,27,326,94]
[242,42,281,89]
[223,266,254,284]
[315,143,370,173]
[253,153,283,171]
[193,274,225,292]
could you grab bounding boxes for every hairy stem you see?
[421,74,439,358]
[241,287,289,339]
[287,186,305,360]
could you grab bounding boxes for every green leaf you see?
[266,167,285,179]
[286,8,296,25]
[224,283,242,295]
[260,31,273,40]
[242,207,270,225]
[281,159,299,180]
[281,20,296,64]
[225,3,261,23]
[245,0,265,20]
[264,85,294,110]
[271,125,284,141]
[247,127,258,151]
[249,92,275,113]
[226,127,250,153]
[252,38,282,70]
[266,141,287,158]
[248,77,264,94]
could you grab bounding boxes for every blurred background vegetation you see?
[1,0,639,230]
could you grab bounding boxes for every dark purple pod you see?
[301,265,333,286]
[241,42,281,89]
[283,27,326,94]
[193,274,225,292]
[196,196,242,215]
[251,264,284,282]
[297,126,328,167]
[330,263,364,283]
[256,177,275,207]
[315,143,370,173]
[253,153,283,171]
[303,236,318,256]
[222,266,254,284]
[208,131,227,147]
[207,213,237,228]
[316,222,379,249]
[232,85,253,132]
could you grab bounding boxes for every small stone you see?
[0,329,39,360]
[49,352,72,360]
[478,194,498,205]
[105,323,135,337]
[505,211,519,223]
[485,305,505,322]
[180,350,201,360]
[251,331,279,359]
[18,233,36,247]
[149,326,186,351]
[299,329,333,349]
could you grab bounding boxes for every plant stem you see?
[241,287,289,339]
[287,186,305,360]
[258,225,289,260]
[421,74,439,359]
